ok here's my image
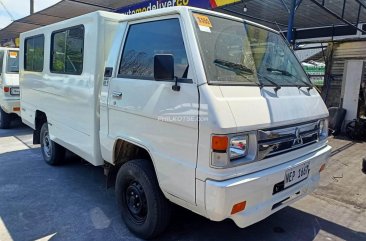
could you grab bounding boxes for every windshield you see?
[192,13,311,87]
[6,50,19,73]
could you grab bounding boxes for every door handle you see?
[112,91,123,98]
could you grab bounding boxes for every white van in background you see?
[0,47,20,129]
[20,7,331,239]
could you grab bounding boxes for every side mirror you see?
[154,54,180,91]
[154,54,174,81]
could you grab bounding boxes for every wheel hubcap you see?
[43,131,52,157]
[125,181,147,223]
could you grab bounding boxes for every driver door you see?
[107,17,199,204]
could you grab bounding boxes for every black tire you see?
[40,122,65,165]
[345,120,358,140]
[116,159,171,239]
[0,108,11,129]
[328,107,346,136]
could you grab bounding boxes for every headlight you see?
[230,135,248,159]
[211,134,253,168]
[319,119,328,140]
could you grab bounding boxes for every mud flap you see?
[105,163,119,189]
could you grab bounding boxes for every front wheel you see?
[40,122,65,165]
[0,108,11,129]
[116,159,171,239]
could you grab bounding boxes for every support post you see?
[356,4,361,27]
[341,0,346,18]
[341,60,364,126]
[286,0,297,45]
[30,0,34,14]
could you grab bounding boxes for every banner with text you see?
[116,0,239,15]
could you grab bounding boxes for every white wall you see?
[341,60,364,124]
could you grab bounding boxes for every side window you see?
[0,51,4,74]
[25,35,45,72]
[51,25,84,75]
[119,19,189,79]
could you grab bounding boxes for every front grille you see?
[258,121,320,160]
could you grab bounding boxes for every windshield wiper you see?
[214,59,254,75]
[256,72,281,92]
[266,67,292,76]
[214,59,261,87]
[296,78,314,91]
[267,67,313,90]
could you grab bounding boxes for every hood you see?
[218,85,328,133]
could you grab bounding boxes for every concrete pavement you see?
[0,120,365,241]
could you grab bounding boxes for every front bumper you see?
[205,145,331,228]
[0,98,20,115]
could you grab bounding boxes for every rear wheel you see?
[0,108,11,129]
[40,122,65,165]
[116,159,171,239]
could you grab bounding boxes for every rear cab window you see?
[50,25,84,75]
[118,18,189,80]
[25,35,45,72]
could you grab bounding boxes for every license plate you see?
[284,161,310,188]
[10,88,20,95]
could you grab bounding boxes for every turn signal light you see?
[319,164,326,173]
[13,107,20,112]
[231,201,246,215]
[212,136,228,151]
[3,87,10,92]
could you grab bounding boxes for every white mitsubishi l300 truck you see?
[19,7,331,239]
[0,47,20,128]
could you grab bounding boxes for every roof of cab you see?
[117,6,277,33]
[20,6,277,37]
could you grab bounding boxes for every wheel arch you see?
[109,138,163,191]
[113,138,154,167]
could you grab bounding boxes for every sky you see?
[0,0,62,29]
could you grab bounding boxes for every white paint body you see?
[0,47,20,115]
[19,7,331,228]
